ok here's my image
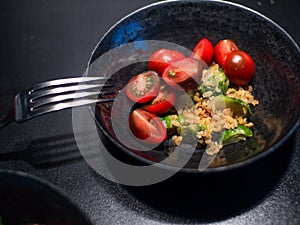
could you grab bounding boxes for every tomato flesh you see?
[143,86,175,114]
[223,50,255,86]
[191,37,214,66]
[129,109,167,144]
[148,48,185,75]
[214,39,239,68]
[162,57,202,90]
[125,71,160,103]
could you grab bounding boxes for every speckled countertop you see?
[0,0,299,224]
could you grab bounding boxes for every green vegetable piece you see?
[160,115,172,129]
[200,68,229,95]
[0,216,3,225]
[178,124,205,136]
[220,124,253,145]
[160,115,183,129]
[178,124,205,142]
[211,95,252,117]
[214,68,229,93]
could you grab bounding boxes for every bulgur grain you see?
[169,63,259,155]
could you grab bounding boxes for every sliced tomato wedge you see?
[148,48,185,75]
[191,37,214,66]
[129,109,167,144]
[214,39,239,68]
[125,71,160,103]
[143,85,176,114]
[162,57,202,90]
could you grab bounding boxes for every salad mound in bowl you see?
[123,38,259,157]
[90,0,300,172]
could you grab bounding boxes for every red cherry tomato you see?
[148,49,185,75]
[223,50,255,86]
[162,57,202,90]
[214,39,239,68]
[125,71,160,103]
[191,37,214,66]
[129,109,167,144]
[143,86,176,114]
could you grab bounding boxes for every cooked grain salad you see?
[126,38,258,156]
[162,64,259,156]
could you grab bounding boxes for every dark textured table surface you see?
[0,0,299,224]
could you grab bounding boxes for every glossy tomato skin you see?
[143,86,176,114]
[214,39,239,68]
[129,109,167,144]
[148,49,185,75]
[162,57,202,90]
[223,50,255,86]
[191,37,214,66]
[125,71,160,103]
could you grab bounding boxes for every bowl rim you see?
[87,0,300,173]
[0,169,93,224]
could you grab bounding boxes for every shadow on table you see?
[118,134,295,223]
[0,170,93,225]
[0,132,97,168]
[9,127,293,222]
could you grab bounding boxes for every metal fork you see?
[0,76,116,128]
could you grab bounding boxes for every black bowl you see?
[0,170,93,225]
[90,0,300,172]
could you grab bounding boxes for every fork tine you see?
[31,98,115,119]
[29,77,111,93]
[31,90,117,109]
[14,76,117,123]
[29,83,114,101]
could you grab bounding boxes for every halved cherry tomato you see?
[191,37,214,66]
[125,71,160,103]
[214,39,239,68]
[162,57,202,90]
[129,109,167,144]
[148,48,185,75]
[223,50,255,86]
[143,85,176,114]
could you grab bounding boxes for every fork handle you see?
[0,108,14,129]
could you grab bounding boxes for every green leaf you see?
[211,95,252,117]
[160,115,184,129]
[178,124,206,143]
[178,124,205,136]
[200,67,229,95]
[220,124,253,146]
